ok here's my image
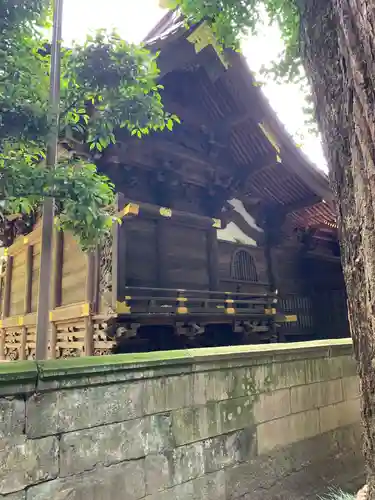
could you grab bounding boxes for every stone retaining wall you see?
[0,339,363,499]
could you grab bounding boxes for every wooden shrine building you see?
[0,10,349,360]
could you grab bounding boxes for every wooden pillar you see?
[0,328,4,360]
[263,208,287,341]
[92,245,100,314]
[263,208,284,292]
[2,255,12,319]
[156,219,169,288]
[112,193,126,309]
[207,227,219,291]
[49,230,63,359]
[84,252,95,357]
[20,245,33,360]
[0,254,12,361]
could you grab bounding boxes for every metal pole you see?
[35,0,64,360]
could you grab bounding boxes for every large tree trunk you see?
[300,0,375,495]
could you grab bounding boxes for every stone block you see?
[319,399,360,434]
[290,379,343,413]
[26,381,144,437]
[340,355,357,377]
[253,361,305,392]
[0,436,58,495]
[254,388,291,423]
[217,397,254,434]
[171,404,219,446]
[60,413,175,478]
[60,418,144,477]
[190,470,226,500]
[305,357,343,384]
[193,370,232,405]
[203,428,257,473]
[172,441,205,484]
[143,375,194,415]
[144,490,175,500]
[27,460,146,500]
[229,368,259,399]
[271,361,306,390]
[257,408,320,454]
[0,398,25,438]
[153,470,225,500]
[143,414,175,454]
[342,376,360,400]
[145,453,171,494]
[172,396,256,446]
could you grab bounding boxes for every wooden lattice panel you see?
[55,319,86,358]
[93,320,115,356]
[26,326,36,360]
[4,328,22,361]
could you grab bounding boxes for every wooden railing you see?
[116,286,280,320]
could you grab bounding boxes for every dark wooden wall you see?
[270,238,349,340]
[217,241,269,293]
[303,255,349,339]
[123,216,211,290]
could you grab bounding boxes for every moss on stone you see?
[0,338,353,386]
[37,349,196,380]
[0,360,37,383]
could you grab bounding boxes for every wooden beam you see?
[226,210,265,246]
[279,194,322,215]
[119,135,232,173]
[157,44,197,79]
[121,199,224,230]
[156,35,225,80]
[162,98,229,143]
[206,227,219,291]
[111,193,126,309]
[49,302,90,322]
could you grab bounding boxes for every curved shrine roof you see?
[143,10,337,236]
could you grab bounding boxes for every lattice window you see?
[231,249,258,282]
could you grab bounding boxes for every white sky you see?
[62,0,327,171]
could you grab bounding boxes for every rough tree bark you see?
[299,0,375,496]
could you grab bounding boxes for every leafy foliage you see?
[0,1,176,249]
[174,0,316,131]
[1,144,115,250]
[173,0,300,71]
[62,31,180,151]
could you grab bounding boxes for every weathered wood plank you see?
[1,256,13,318]
[49,302,90,322]
[207,227,219,291]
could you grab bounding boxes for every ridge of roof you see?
[143,9,185,46]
